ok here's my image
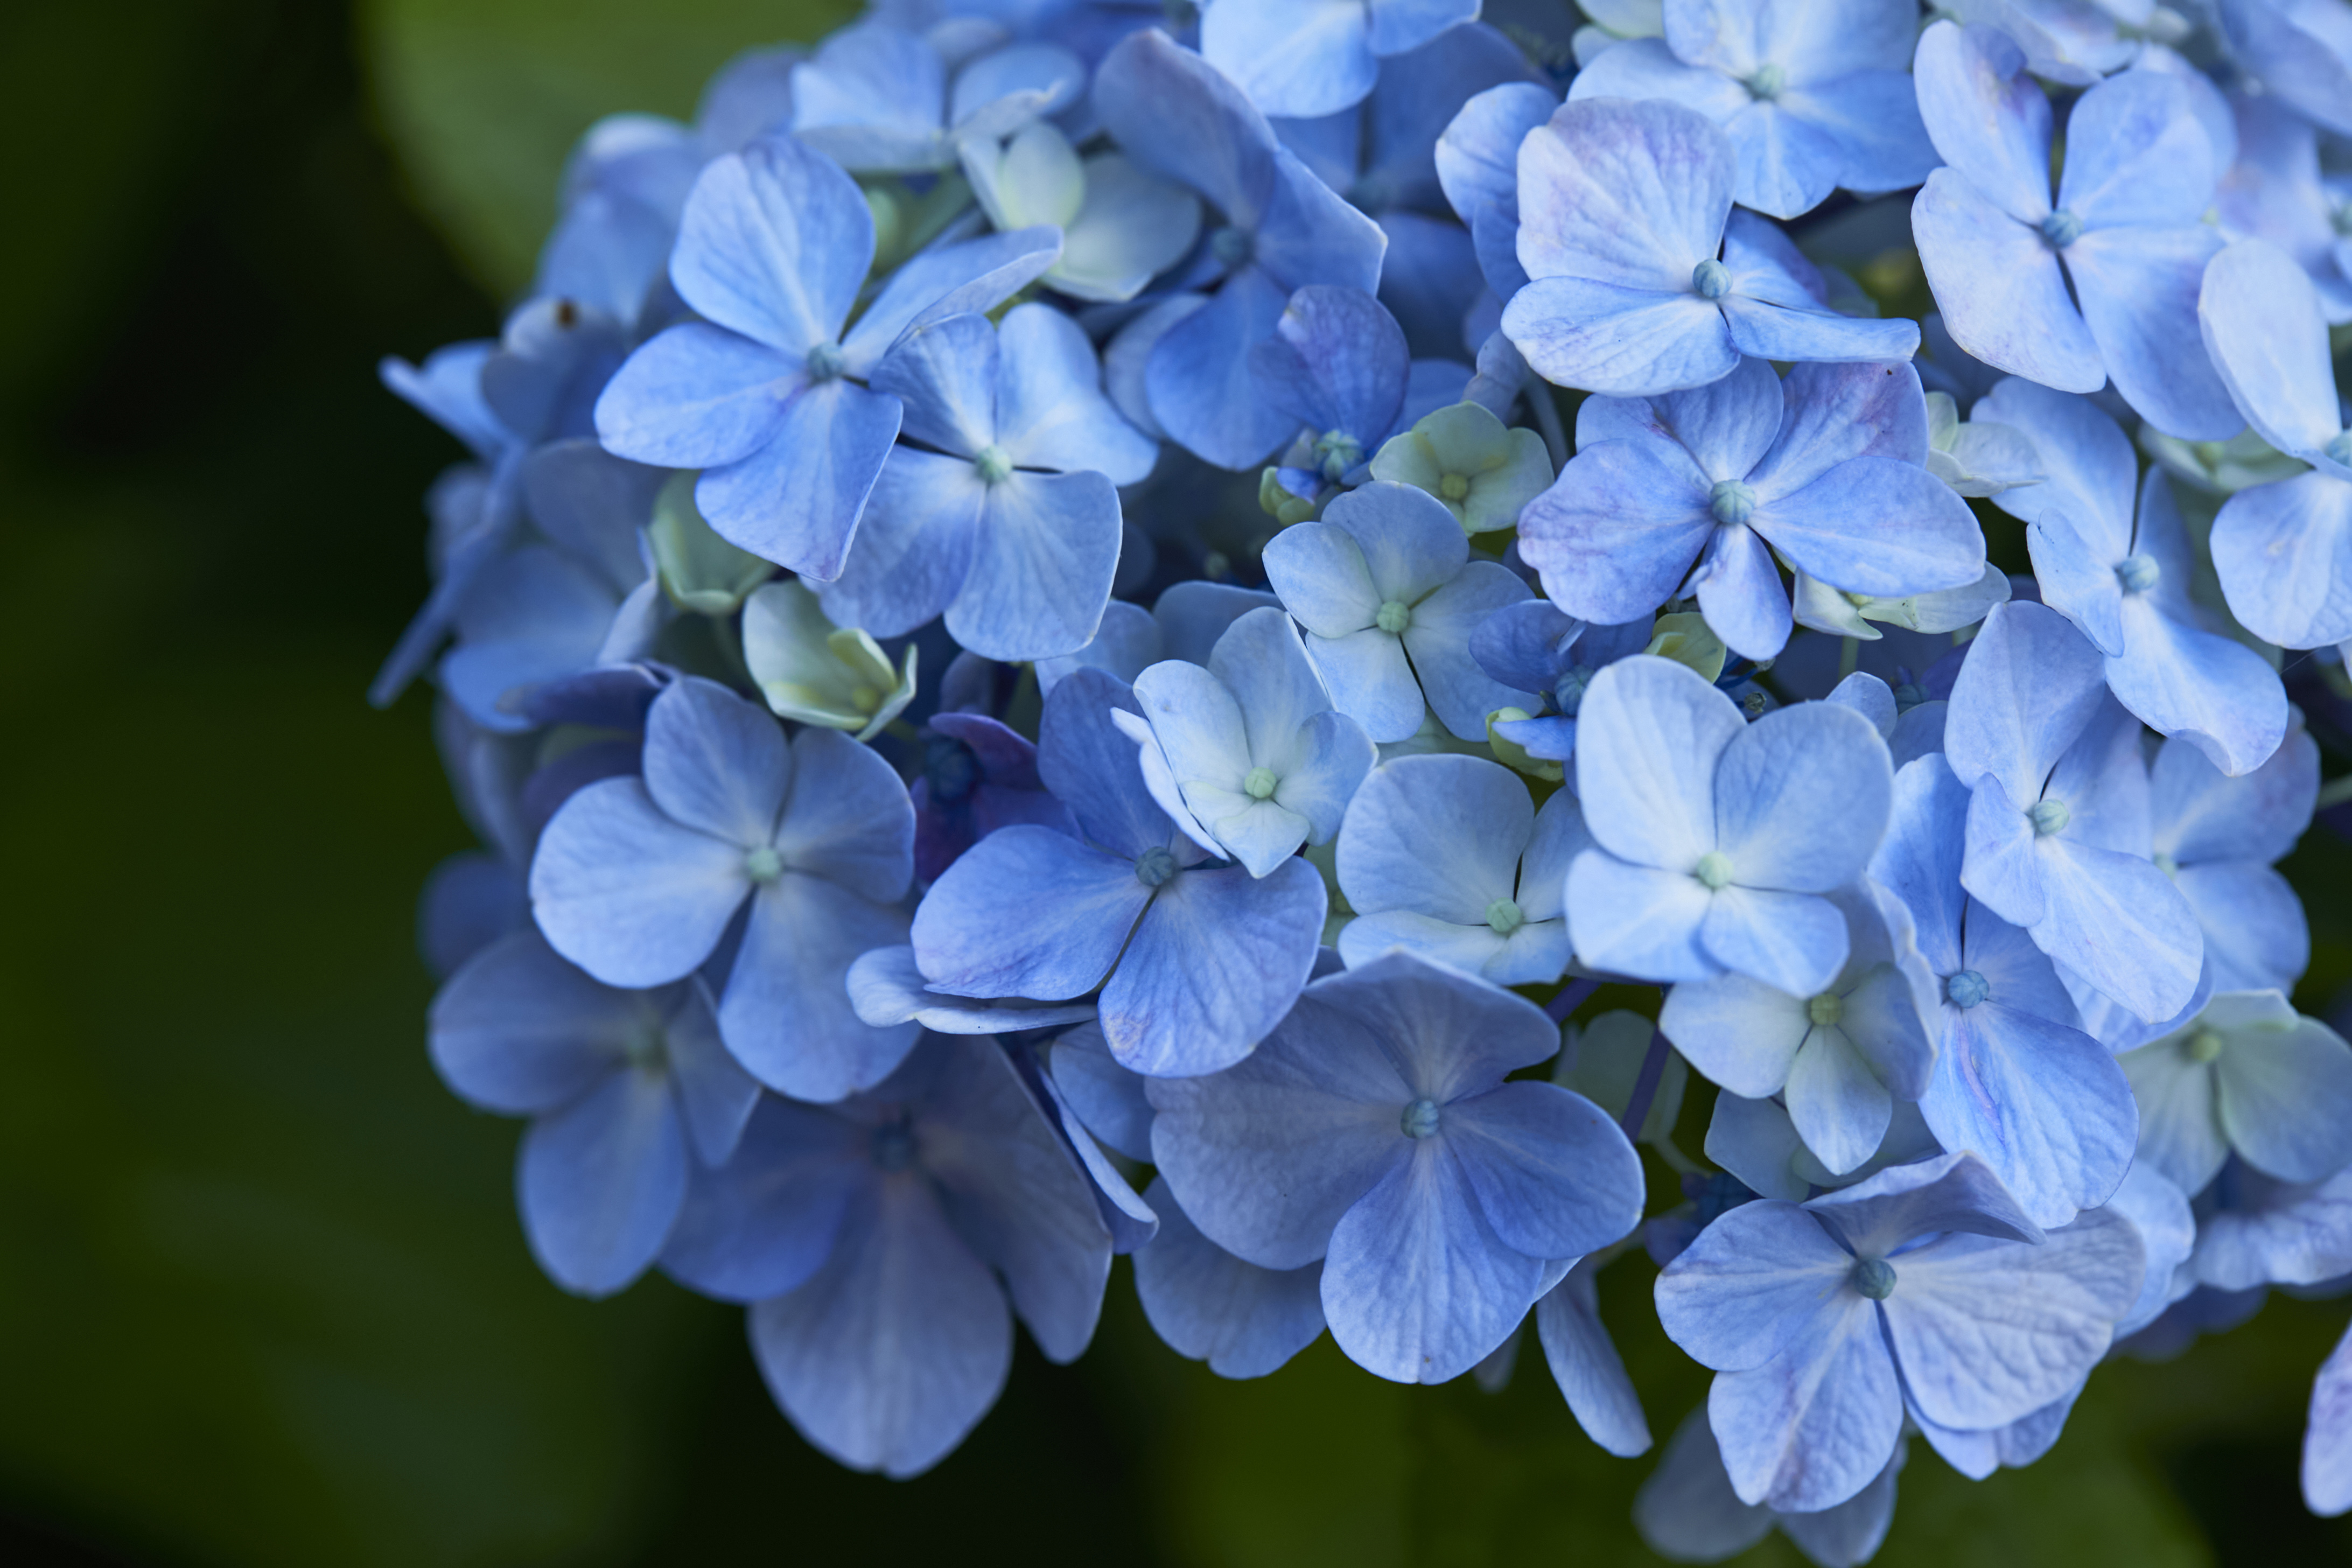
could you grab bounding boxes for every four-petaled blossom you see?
[2121,990,2352,1196]
[1262,481,1536,741]
[530,675,920,1101]
[1566,655,1895,998]
[1909,22,2239,439]
[1656,1152,2144,1512]
[1520,356,1984,661]
[1149,951,1647,1384]
[1568,0,1938,220]
[1502,99,1919,398]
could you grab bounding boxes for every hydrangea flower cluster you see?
[387,0,2352,1547]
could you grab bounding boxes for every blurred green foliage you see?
[4,0,2352,1564]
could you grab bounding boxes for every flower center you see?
[744,845,783,883]
[1851,1257,1897,1299]
[1693,850,1733,890]
[2116,554,2160,593]
[1439,473,1471,501]
[1945,969,1990,1008]
[1746,62,1786,99]
[2040,208,2084,249]
[975,445,1014,484]
[1244,766,1279,800]
[2028,798,2071,836]
[1710,479,1757,526]
[805,342,848,382]
[1135,845,1178,887]
[1375,599,1412,634]
[2188,1028,2225,1064]
[1210,225,1254,267]
[1486,898,1525,936]
[1314,428,1363,481]
[1691,258,1732,300]
[1400,1097,1441,1139]
[1807,992,1844,1027]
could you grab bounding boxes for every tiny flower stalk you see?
[740,579,918,742]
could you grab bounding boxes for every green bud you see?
[740,580,918,741]
[1645,612,1728,684]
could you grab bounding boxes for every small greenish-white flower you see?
[1922,391,2039,498]
[741,579,916,741]
[1791,561,2012,640]
[1369,402,1553,534]
[2139,425,2307,496]
[1643,611,1728,683]
[648,472,775,616]
[959,120,1200,303]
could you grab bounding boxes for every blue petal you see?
[518,1065,686,1295]
[789,23,950,173]
[1321,1137,1548,1383]
[1708,1293,1901,1511]
[2216,1010,2352,1183]
[1250,284,1409,445]
[1712,698,1892,893]
[1367,0,1481,56]
[911,825,1151,1001]
[1103,858,1328,1075]
[1789,67,1940,196]
[670,135,872,351]
[2211,470,2352,649]
[1516,97,1733,290]
[1631,1411,1774,1560]
[1133,1177,1327,1379]
[1469,597,1580,694]
[1148,264,1298,468]
[2063,222,2238,440]
[817,446,986,639]
[1721,99,1847,220]
[530,779,748,988]
[1806,1150,2043,1257]
[2180,861,2309,996]
[948,470,1123,661]
[846,945,1096,1035]
[871,313,998,457]
[660,1094,865,1302]
[2308,1324,2352,1516]
[1575,656,1746,869]
[1941,600,2110,813]
[1567,850,1720,984]
[1406,562,1539,738]
[1202,0,1378,122]
[994,303,1161,482]
[1038,667,1179,858]
[1661,972,1812,1098]
[1757,457,1985,599]
[1691,520,1794,661]
[2197,238,2348,464]
[1450,1079,1646,1259]
[2192,1164,2352,1291]
[429,928,640,1115]
[1717,294,1921,365]
[751,1176,1011,1478]
[1095,29,1278,228]
[1868,753,1971,974]
[1748,357,1930,492]
[1516,438,1716,626]
[1912,21,2055,223]
[2154,726,2319,867]
[593,323,800,469]
[1700,886,1850,998]
[2108,594,2288,779]
[1583,353,1783,486]
[2055,68,2216,229]
[720,875,917,1100]
[769,726,914,899]
[1376,214,1485,362]
[642,675,787,844]
[1048,1023,1157,1162]
[1537,1259,1653,1456]
[1502,277,1738,397]
[839,227,1063,375]
[695,377,904,581]
[660,979,759,1167]
[1566,37,1751,123]
[1655,1198,1853,1372]
[1920,997,2138,1228]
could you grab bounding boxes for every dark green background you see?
[3,1,2349,1562]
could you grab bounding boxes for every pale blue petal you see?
[2030,837,2203,1026]
[790,22,949,172]
[816,446,985,639]
[911,825,1150,1001]
[1761,459,1985,600]
[1941,600,2110,809]
[1748,358,1932,497]
[1575,655,1745,869]
[2063,223,2238,440]
[695,376,904,582]
[519,1066,686,1296]
[1705,1092,1812,1202]
[1339,753,1528,921]
[1327,479,1471,603]
[2308,1322,2352,1516]
[750,1177,1011,1478]
[593,324,798,468]
[845,946,1096,1035]
[1566,36,1751,120]
[1048,1023,1156,1163]
[2194,1166,2352,1291]
[1304,949,1562,1097]
[1515,98,1732,290]
[530,779,748,988]
[2119,1031,2229,1195]
[2217,1014,2352,1183]
[1720,99,1846,220]
[1304,628,1426,743]
[2154,726,2318,867]
[1537,1259,1652,1455]
[947,470,1123,661]
[1655,1197,1853,1370]
[1568,851,1719,982]
[1149,264,1297,469]
[2197,238,2346,462]
[994,303,1161,482]
[1632,1411,1774,1560]
[1133,1177,1326,1379]
[1321,1138,1548,1383]
[1102,858,1328,1076]
[870,313,997,457]
[1405,563,1539,738]
[2103,1160,2196,1338]
[2210,469,2352,649]
[1034,601,1159,696]
[1788,68,1940,196]
[1869,753,1971,973]
[2026,512,2127,657]
[839,227,1063,374]
[1095,29,1277,228]
[1264,519,1382,638]
[670,135,871,351]
[2108,596,2288,779]
[1661,971,1812,1098]
[1786,1029,1894,1177]
[1804,1150,2043,1258]
[1516,439,1715,624]
[1213,606,1341,769]
[768,727,914,898]
[2179,862,2309,996]
[1713,697,1892,893]
[1691,521,1794,662]
[2055,68,2215,229]
[720,876,916,1101]
[1912,21,2055,223]
[1711,1298,1901,1511]
[1449,1076,1646,1261]
[1702,886,1850,998]
[1920,1002,2137,1229]
[1271,710,1378,845]
[1879,1209,2142,1430]
[1912,171,2103,394]
[1202,0,1378,121]
[642,676,786,844]
[1502,277,1739,397]
[1718,295,1921,365]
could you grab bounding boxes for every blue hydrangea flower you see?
[594,134,1059,580]
[1261,481,1536,741]
[2185,1160,2352,1294]
[2196,239,2352,650]
[2151,724,2318,996]
[529,675,920,1101]
[1133,1174,1328,1379]
[1566,655,1894,996]
[1249,285,1415,492]
[1334,753,1588,983]
[1909,22,2239,439]
[1148,951,1647,1384]
[1501,99,1919,397]
[1635,1409,1902,1567]
[789,19,1083,173]
[1519,356,1983,661]
[1469,601,1654,764]
[816,305,1156,660]
[1655,1151,2144,1512]
[1567,0,1938,220]
[1660,885,1937,1179]
[1942,600,2204,1025]
[1871,753,2139,1227]
[429,928,760,1296]
[2217,0,2352,139]
[1095,31,1388,467]
[1200,0,1482,120]
[1979,376,2287,776]
[2120,991,2352,1195]
[658,1034,1114,1478]
[909,667,1328,1076]
[1117,606,1379,875]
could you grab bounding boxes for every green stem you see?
[1838,635,1860,679]
[2316,775,2352,810]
